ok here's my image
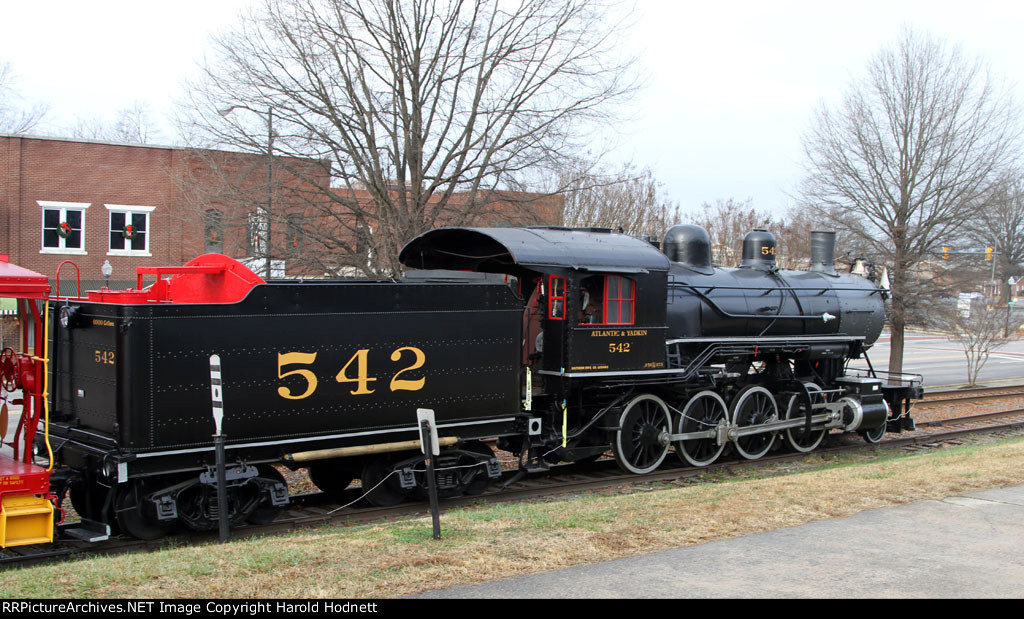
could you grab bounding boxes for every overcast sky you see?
[2,0,1022,219]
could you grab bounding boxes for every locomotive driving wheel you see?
[730,385,779,460]
[675,390,728,467]
[613,394,671,475]
[784,383,827,453]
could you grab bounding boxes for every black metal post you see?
[421,419,442,540]
[210,354,230,543]
[214,433,229,543]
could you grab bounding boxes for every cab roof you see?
[399,227,670,274]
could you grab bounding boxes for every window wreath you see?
[55,221,73,239]
[122,224,138,240]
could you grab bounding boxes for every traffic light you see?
[986,246,994,261]
[943,246,949,260]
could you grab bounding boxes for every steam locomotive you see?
[0,225,921,545]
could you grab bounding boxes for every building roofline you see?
[0,132,330,166]
[0,131,186,151]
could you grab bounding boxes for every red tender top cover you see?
[87,254,266,305]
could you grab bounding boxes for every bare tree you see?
[798,27,1021,379]
[68,102,163,144]
[182,0,636,275]
[0,62,47,133]
[692,198,777,267]
[933,299,1023,387]
[964,170,1024,301]
[557,162,679,241]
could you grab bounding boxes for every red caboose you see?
[0,254,57,547]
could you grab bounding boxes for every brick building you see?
[0,134,333,293]
[1,133,562,292]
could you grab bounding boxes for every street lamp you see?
[101,260,112,289]
[218,104,273,279]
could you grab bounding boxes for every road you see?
[851,329,1024,390]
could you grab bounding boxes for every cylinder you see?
[840,395,888,432]
[810,231,837,275]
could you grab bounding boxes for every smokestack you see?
[809,231,837,276]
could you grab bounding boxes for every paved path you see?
[416,484,1024,598]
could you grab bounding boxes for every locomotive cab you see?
[401,226,672,379]
[559,270,668,375]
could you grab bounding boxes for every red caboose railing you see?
[0,254,57,547]
[0,252,266,547]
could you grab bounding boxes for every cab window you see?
[604,275,635,325]
[548,275,566,320]
[579,275,635,325]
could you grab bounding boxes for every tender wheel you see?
[784,383,827,453]
[730,385,778,460]
[308,459,356,497]
[115,481,175,541]
[70,480,107,522]
[177,471,261,532]
[676,391,728,467]
[361,456,411,507]
[613,394,671,475]
[247,464,288,525]
[460,441,496,496]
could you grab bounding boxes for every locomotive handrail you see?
[848,367,924,386]
[666,335,865,344]
[669,282,885,295]
[669,282,881,323]
[853,350,924,387]
[675,285,835,322]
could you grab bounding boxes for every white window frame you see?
[105,204,155,257]
[39,201,90,255]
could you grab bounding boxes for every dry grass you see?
[4,435,1024,598]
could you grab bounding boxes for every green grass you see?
[1,434,1022,598]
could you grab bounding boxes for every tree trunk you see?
[888,312,905,385]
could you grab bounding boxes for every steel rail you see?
[5,414,1024,568]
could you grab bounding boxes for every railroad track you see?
[920,386,1024,407]
[916,408,1024,427]
[5,410,1024,568]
